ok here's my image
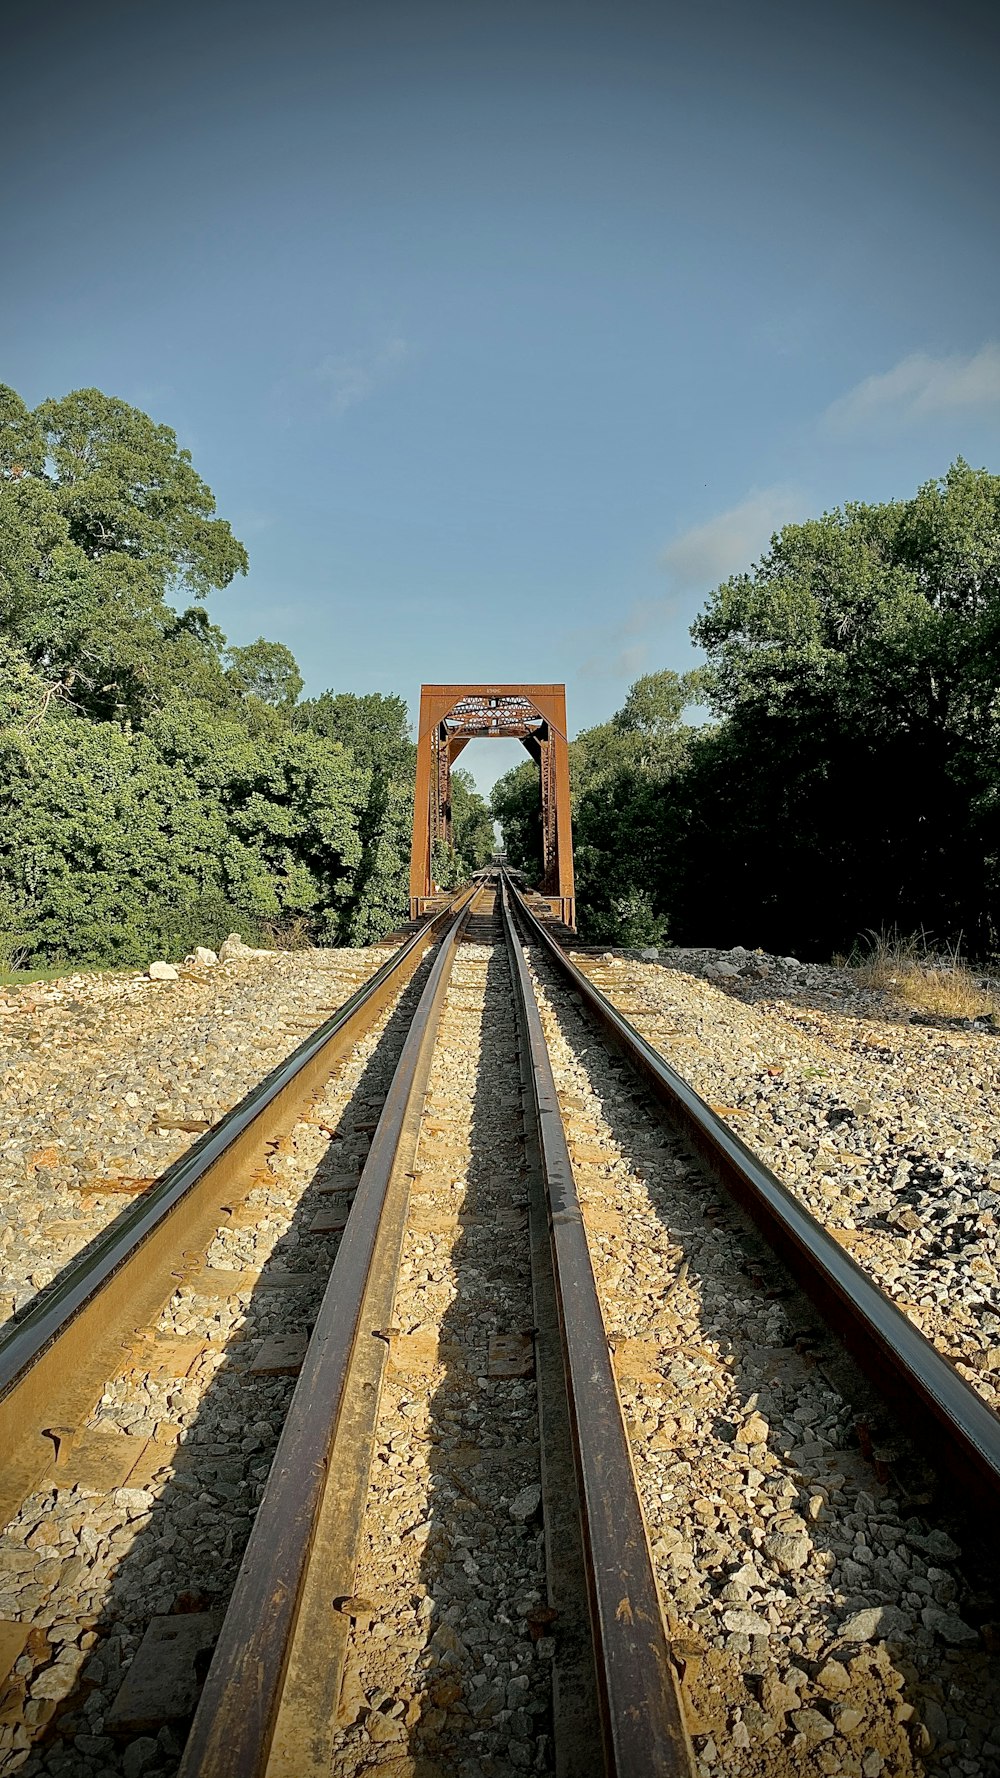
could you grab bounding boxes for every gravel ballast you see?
[571,945,1000,1413]
[2,928,999,1775]
[531,943,1000,1778]
[0,949,422,1777]
[0,943,395,1330]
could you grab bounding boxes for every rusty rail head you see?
[504,876,1000,1525]
[178,891,479,1778]
[500,878,695,1778]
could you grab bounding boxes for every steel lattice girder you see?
[409,684,575,927]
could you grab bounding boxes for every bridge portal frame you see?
[409,683,575,928]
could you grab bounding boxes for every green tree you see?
[491,674,701,942]
[294,690,413,778]
[569,675,700,942]
[490,757,542,879]
[148,696,363,927]
[451,767,495,873]
[685,460,1000,953]
[0,717,226,964]
[0,382,419,963]
[614,668,706,746]
[295,691,417,942]
[226,638,304,708]
[37,387,247,596]
[426,769,495,895]
[1,384,248,724]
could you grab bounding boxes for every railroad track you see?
[1,875,998,1777]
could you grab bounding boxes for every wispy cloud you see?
[575,486,805,685]
[659,485,805,594]
[231,508,277,537]
[824,343,1000,433]
[577,641,649,682]
[316,335,413,415]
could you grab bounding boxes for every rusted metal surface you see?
[500,879,695,1778]
[410,685,575,926]
[506,878,1000,1519]
[0,894,469,1530]
[517,1050,603,1778]
[178,890,482,1778]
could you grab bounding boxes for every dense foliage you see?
[0,384,493,966]
[493,463,1000,958]
[8,390,991,965]
[430,768,496,891]
[491,670,701,943]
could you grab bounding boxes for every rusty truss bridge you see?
[409,683,575,927]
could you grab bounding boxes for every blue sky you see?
[4,0,999,795]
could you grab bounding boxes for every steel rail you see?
[504,876,1000,1521]
[499,878,695,1778]
[179,887,483,1778]
[0,890,473,1528]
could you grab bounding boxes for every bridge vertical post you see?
[409,689,436,917]
[550,693,574,928]
[535,687,573,928]
[435,727,453,856]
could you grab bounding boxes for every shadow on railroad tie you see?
[11,951,438,1778]
[538,977,1000,1773]
[332,916,557,1778]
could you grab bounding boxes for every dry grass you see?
[0,933,32,983]
[258,915,316,951]
[854,930,998,1019]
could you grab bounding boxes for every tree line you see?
[0,385,493,967]
[492,461,1000,959]
[4,385,995,967]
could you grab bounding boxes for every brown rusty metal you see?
[0,894,469,1532]
[178,889,483,1778]
[517,1056,603,1777]
[500,879,695,1778]
[506,877,1000,1521]
[410,685,575,927]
